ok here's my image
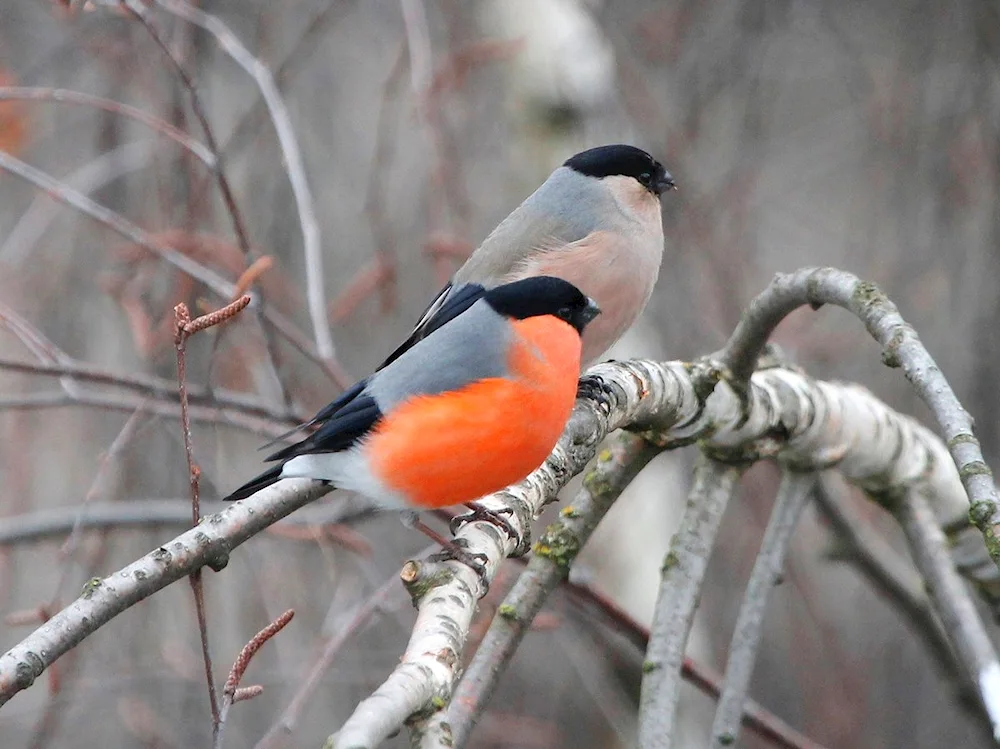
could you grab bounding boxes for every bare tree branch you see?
[897,491,1000,740]
[0,149,350,386]
[0,87,215,165]
[0,354,995,736]
[119,0,337,364]
[716,266,1000,572]
[709,471,815,747]
[638,455,743,749]
[0,477,330,705]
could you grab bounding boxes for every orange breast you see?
[364,316,582,508]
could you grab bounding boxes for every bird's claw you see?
[430,537,491,593]
[452,501,518,539]
[577,374,616,411]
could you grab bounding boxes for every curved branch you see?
[0,357,994,729]
[716,266,1000,571]
[131,0,336,363]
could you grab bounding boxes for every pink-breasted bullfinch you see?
[223,276,600,508]
[384,144,674,370]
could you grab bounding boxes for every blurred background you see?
[0,0,998,746]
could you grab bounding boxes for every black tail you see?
[223,464,284,502]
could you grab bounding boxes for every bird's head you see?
[484,276,601,335]
[564,144,676,196]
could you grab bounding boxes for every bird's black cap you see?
[485,276,600,335]
[564,144,676,196]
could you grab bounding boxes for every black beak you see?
[582,298,602,324]
[652,170,677,195]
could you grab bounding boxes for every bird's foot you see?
[429,537,491,591]
[577,373,616,412]
[452,501,518,539]
[401,511,491,594]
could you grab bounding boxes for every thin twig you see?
[0,149,350,386]
[0,356,305,425]
[638,455,743,749]
[709,471,815,747]
[0,86,215,165]
[563,584,829,749]
[253,567,414,749]
[215,609,295,749]
[174,303,218,727]
[173,296,251,732]
[135,0,336,362]
[896,491,1000,740]
[432,432,659,749]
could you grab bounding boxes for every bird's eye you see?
[639,171,652,183]
[556,306,573,321]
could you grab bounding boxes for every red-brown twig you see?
[253,570,409,749]
[173,295,252,735]
[224,609,295,696]
[215,609,296,749]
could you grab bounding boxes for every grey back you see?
[365,299,512,411]
[454,167,616,286]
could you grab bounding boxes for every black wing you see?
[257,379,367,453]
[264,379,382,462]
[258,283,485,458]
[375,282,486,370]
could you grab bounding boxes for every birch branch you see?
[0,478,330,705]
[716,266,1000,571]
[419,431,660,749]
[0,357,994,731]
[637,456,743,749]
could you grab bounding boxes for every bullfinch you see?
[385,144,674,371]
[223,276,601,511]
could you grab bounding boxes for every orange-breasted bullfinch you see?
[383,144,674,371]
[223,277,601,510]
